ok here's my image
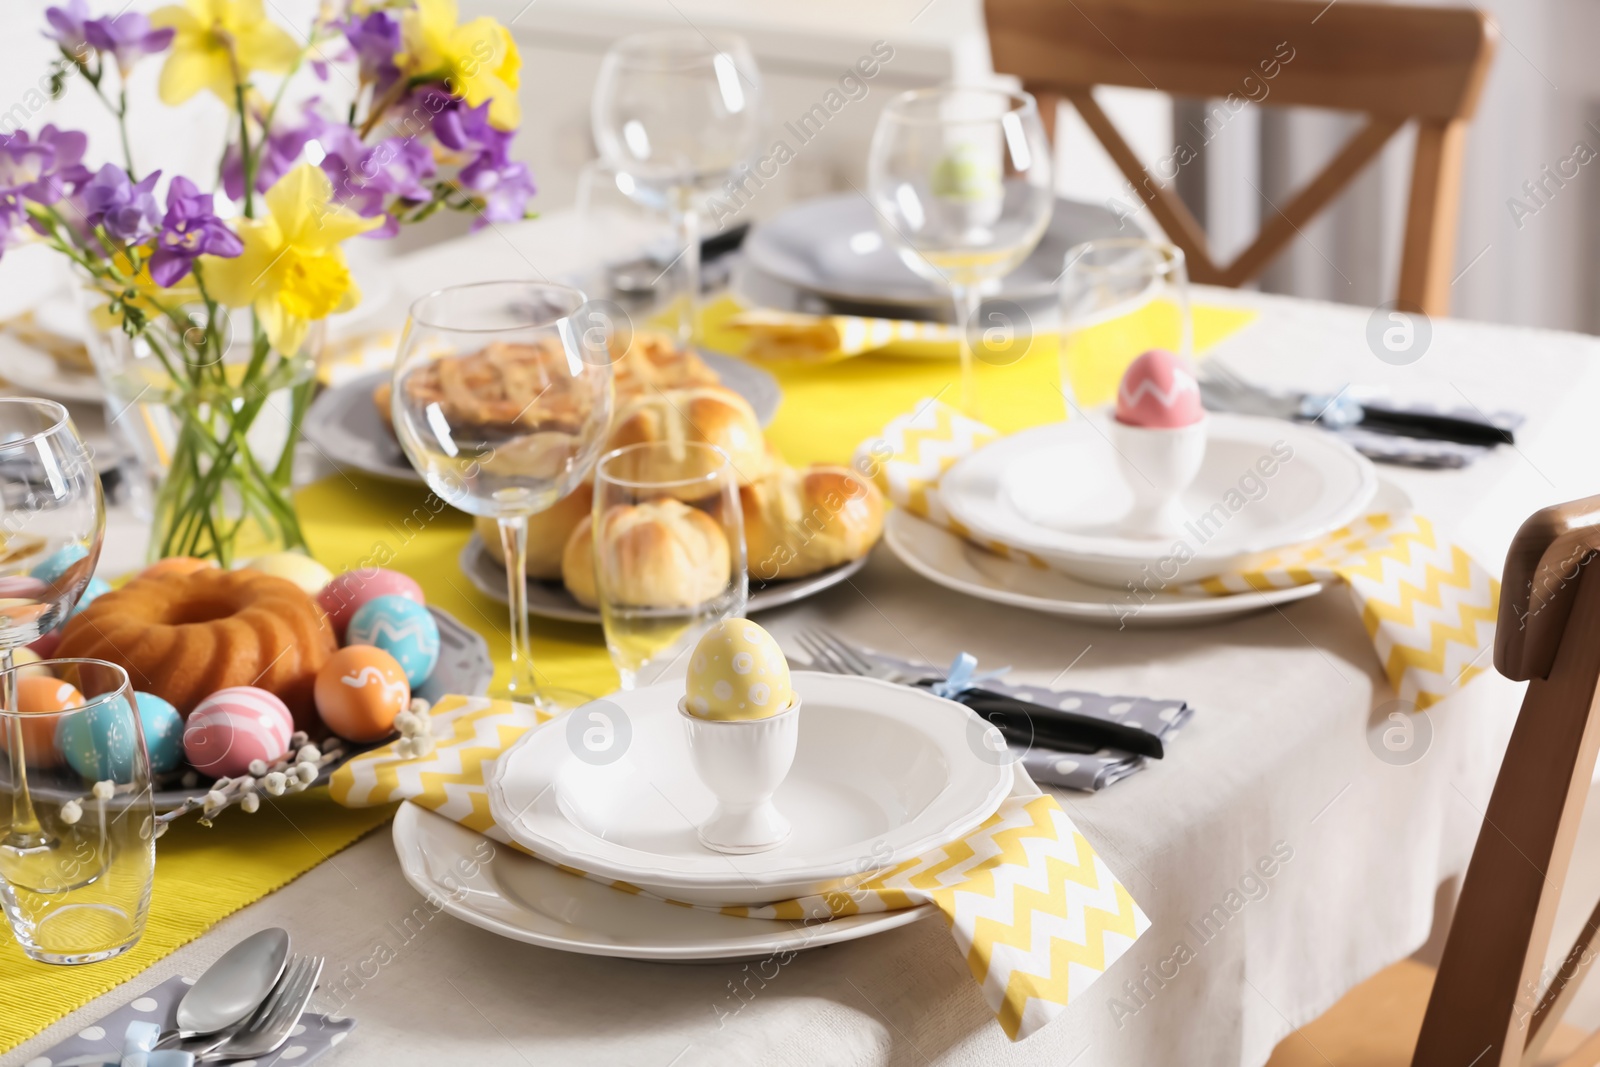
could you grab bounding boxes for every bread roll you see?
[612,330,721,397]
[562,498,731,609]
[605,386,768,486]
[742,464,884,581]
[476,482,594,580]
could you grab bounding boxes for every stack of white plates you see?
[393,672,1018,960]
[885,411,1388,627]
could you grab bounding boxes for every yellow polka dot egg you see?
[685,619,793,720]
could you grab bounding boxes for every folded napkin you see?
[24,974,353,1067]
[837,647,1193,792]
[330,695,1151,1041]
[857,400,1500,711]
[724,309,960,362]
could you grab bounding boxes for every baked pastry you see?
[475,482,594,580]
[393,340,595,439]
[613,330,720,398]
[55,567,338,730]
[606,386,769,486]
[742,464,885,581]
[561,499,731,609]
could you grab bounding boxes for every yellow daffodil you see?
[202,164,380,354]
[400,0,521,130]
[151,0,300,105]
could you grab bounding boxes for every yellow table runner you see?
[0,298,1257,1053]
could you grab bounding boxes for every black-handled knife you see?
[914,682,1166,759]
[1355,403,1513,446]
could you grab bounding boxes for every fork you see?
[795,628,1165,759]
[194,954,325,1063]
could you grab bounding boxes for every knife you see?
[1197,372,1514,446]
[912,681,1166,759]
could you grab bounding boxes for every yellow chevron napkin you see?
[331,694,1151,1041]
[724,309,961,362]
[857,399,1499,711]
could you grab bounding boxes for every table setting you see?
[0,3,1593,1066]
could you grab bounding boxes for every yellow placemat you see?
[1,296,1257,1052]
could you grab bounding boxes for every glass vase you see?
[77,283,319,566]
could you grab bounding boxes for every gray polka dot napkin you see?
[22,975,354,1067]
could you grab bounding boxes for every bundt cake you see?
[55,567,337,730]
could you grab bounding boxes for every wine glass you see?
[592,442,747,689]
[0,399,105,869]
[592,30,763,344]
[866,87,1054,416]
[0,658,154,965]
[391,282,614,710]
[1057,239,1192,411]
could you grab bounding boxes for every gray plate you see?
[458,532,868,625]
[12,606,493,812]
[304,353,783,485]
[741,193,1128,312]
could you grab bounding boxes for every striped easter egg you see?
[182,686,294,778]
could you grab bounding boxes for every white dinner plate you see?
[457,532,869,625]
[940,412,1379,586]
[0,330,101,403]
[883,477,1413,626]
[303,354,782,484]
[742,194,1125,311]
[488,672,1013,906]
[391,802,936,962]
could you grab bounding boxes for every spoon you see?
[153,928,291,1049]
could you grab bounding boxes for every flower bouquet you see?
[8,0,534,563]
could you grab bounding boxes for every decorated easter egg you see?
[684,618,793,721]
[29,543,87,584]
[11,675,85,767]
[346,595,439,688]
[1115,349,1204,428]
[56,691,181,781]
[242,552,333,595]
[318,568,425,639]
[183,686,293,778]
[0,576,50,600]
[70,576,110,616]
[140,557,218,580]
[314,646,410,742]
[11,646,49,677]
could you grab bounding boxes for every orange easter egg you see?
[2,675,85,766]
[140,557,218,580]
[314,646,410,743]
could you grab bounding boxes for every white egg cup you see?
[1110,415,1208,539]
[678,694,802,855]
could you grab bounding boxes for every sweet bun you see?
[476,482,594,580]
[605,387,768,486]
[562,499,730,609]
[742,464,885,581]
[612,331,720,398]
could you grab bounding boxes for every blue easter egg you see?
[134,692,183,775]
[30,544,87,584]
[70,576,110,616]
[57,690,185,781]
[346,595,439,688]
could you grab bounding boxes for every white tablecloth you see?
[14,216,1600,1067]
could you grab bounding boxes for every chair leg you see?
[1397,119,1469,318]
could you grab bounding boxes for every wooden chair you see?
[1264,494,1600,1066]
[984,0,1498,317]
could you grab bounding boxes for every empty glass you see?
[0,659,154,965]
[390,282,615,709]
[1058,239,1192,411]
[593,442,747,689]
[866,87,1054,416]
[592,30,763,343]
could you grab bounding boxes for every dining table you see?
[9,207,1600,1067]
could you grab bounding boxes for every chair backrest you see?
[1408,497,1600,1066]
[984,0,1498,316]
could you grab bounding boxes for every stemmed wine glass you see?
[592,30,763,344]
[0,400,110,921]
[866,87,1054,416]
[391,283,614,710]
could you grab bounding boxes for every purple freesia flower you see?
[81,164,161,243]
[340,12,401,93]
[222,104,326,200]
[148,176,242,288]
[0,125,90,207]
[84,12,173,74]
[430,99,534,227]
[44,0,91,54]
[316,122,436,237]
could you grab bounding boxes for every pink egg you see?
[318,568,425,640]
[182,686,294,778]
[29,629,62,658]
[1115,349,1204,429]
